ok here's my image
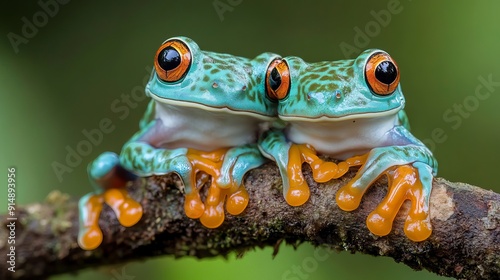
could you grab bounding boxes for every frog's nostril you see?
[335,90,342,99]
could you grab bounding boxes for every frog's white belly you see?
[285,114,399,159]
[155,102,262,151]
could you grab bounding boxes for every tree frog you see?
[78,36,280,250]
[258,50,438,241]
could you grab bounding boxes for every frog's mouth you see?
[279,105,402,122]
[149,92,277,121]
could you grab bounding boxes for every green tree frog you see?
[78,37,280,250]
[258,50,438,241]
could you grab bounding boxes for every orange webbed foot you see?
[200,183,250,227]
[285,145,366,206]
[199,180,251,227]
[186,148,251,228]
[337,161,432,241]
[185,149,225,224]
[103,188,143,227]
[366,165,432,241]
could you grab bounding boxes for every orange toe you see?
[286,183,310,207]
[366,211,394,236]
[184,191,205,219]
[78,226,103,251]
[405,215,432,242]
[200,203,225,228]
[311,161,338,182]
[226,187,249,215]
[336,185,363,211]
[118,198,143,227]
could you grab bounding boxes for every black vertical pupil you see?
[158,47,181,71]
[269,68,281,91]
[375,61,397,85]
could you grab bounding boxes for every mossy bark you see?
[0,162,499,280]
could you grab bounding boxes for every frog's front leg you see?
[78,186,145,249]
[259,129,352,206]
[336,136,437,241]
[120,119,203,215]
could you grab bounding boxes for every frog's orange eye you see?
[365,52,400,96]
[154,40,191,83]
[265,59,291,101]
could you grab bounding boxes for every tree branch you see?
[0,162,499,280]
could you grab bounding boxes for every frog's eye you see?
[154,40,191,83]
[365,52,400,96]
[266,59,291,101]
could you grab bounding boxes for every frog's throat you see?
[279,105,402,122]
[149,93,276,121]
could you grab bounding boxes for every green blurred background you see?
[1,1,499,279]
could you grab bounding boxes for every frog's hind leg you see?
[78,193,104,250]
[88,152,137,190]
[92,152,143,229]
[78,151,141,250]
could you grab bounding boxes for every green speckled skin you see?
[80,38,438,244]
[119,119,191,177]
[278,51,404,119]
[259,49,437,207]
[93,37,280,192]
[147,37,277,119]
[81,37,281,233]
